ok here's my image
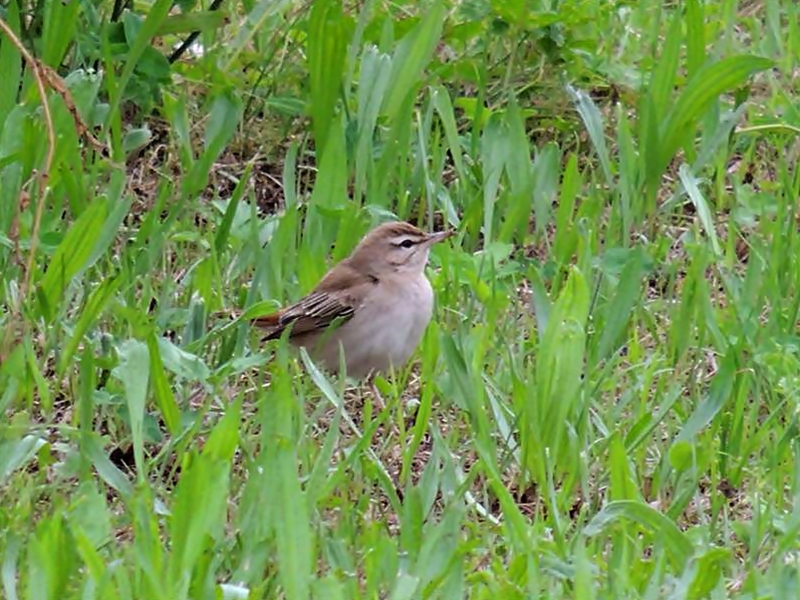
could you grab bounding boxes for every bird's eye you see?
[399,239,415,249]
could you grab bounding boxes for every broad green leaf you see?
[0,0,21,128]
[203,400,240,462]
[169,455,230,594]
[613,107,636,223]
[658,55,773,177]
[57,276,120,377]
[676,352,737,442]
[105,0,173,131]
[679,164,721,256]
[27,511,75,600]
[527,266,552,337]
[595,247,647,362]
[122,127,152,155]
[382,2,445,121]
[573,540,596,600]
[304,115,347,267]
[304,406,341,508]
[530,142,560,237]
[354,45,392,200]
[214,163,251,253]
[608,432,640,501]
[503,98,533,198]
[526,267,589,487]
[112,339,150,480]
[668,440,694,472]
[553,153,580,264]
[264,363,312,600]
[68,483,112,548]
[685,0,705,78]
[86,191,129,267]
[648,12,682,124]
[639,91,662,206]
[83,435,134,498]
[567,85,612,185]
[169,403,239,592]
[2,535,20,600]
[41,0,80,67]
[186,91,242,196]
[499,98,535,242]
[584,500,693,569]
[146,333,181,435]
[24,336,51,411]
[0,435,46,486]
[71,531,107,588]
[283,141,299,208]
[63,69,104,127]
[389,574,420,600]
[415,504,463,590]
[156,337,210,382]
[688,548,731,599]
[223,0,294,69]
[307,0,347,156]
[156,10,228,35]
[162,93,193,168]
[431,85,466,183]
[480,112,509,245]
[300,348,341,410]
[38,197,108,321]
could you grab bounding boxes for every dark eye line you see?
[393,238,417,248]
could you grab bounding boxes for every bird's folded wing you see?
[253,263,374,340]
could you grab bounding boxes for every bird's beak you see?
[423,229,454,246]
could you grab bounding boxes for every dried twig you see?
[0,16,57,363]
[36,61,108,154]
[0,15,114,364]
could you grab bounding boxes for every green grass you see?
[1,0,800,597]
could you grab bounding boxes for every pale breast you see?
[310,274,434,378]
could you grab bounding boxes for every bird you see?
[252,220,453,379]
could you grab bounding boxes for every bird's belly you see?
[314,277,434,378]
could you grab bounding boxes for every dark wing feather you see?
[253,262,376,340]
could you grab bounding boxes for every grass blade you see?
[37,197,108,322]
[382,2,445,121]
[567,85,613,185]
[659,55,774,177]
[307,0,347,156]
[584,500,693,570]
[112,340,150,481]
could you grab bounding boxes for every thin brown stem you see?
[0,16,55,362]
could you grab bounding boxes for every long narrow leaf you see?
[584,500,693,570]
[307,0,347,155]
[567,85,613,185]
[382,2,445,121]
[658,56,773,176]
[38,197,108,321]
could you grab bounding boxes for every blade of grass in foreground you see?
[168,401,240,596]
[263,350,313,600]
[307,0,347,157]
[104,0,173,134]
[37,197,107,322]
[381,1,445,122]
[113,340,150,481]
[653,55,774,191]
[584,500,693,571]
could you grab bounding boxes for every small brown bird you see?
[253,221,453,378]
